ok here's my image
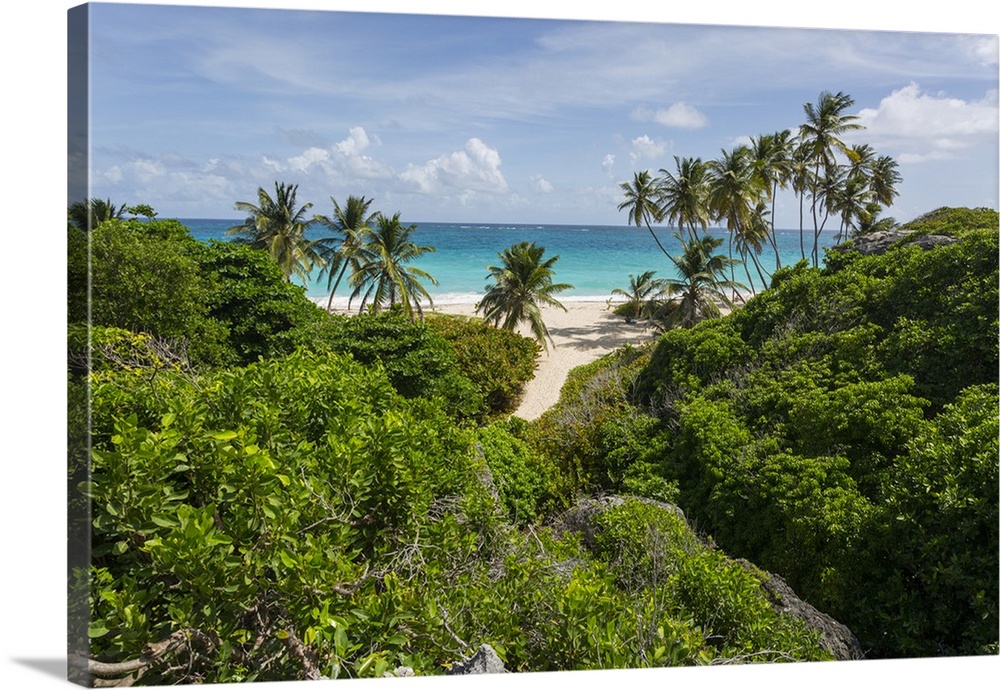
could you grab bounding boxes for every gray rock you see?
[739,560,865,661]
[552,495,685,550]
[836,230,956,256]
[446,644,507,675]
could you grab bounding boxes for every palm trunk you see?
[769,181,782,272]
[645,221,672,258]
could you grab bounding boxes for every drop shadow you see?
[11,657,66,681]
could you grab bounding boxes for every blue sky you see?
[82,2,999,227]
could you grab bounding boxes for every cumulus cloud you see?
[629,135,668,164]
[531,175,554,194]
[280,126,393,180]
[335,126,374,157]
[856,83,999,163]
[632,102,708,129]
[400,138,509,195]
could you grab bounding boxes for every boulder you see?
[740,561,865,661]
[836,230,956,256]
[446,644,507,675]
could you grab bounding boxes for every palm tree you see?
[476,241,573,351]
[228,181,322,283]
[68,198,127,230]
[313,195,376,311]
[799,91,865,266]
[749,130,794,271]
[831,173,873,243]
[657,156,711,242]
[618,170,670,257]
[855,201,898,235]
[653,233,745,331]
[348,212,437,319]
[706,146,769,296]
[790,143,814,262]
[611,270,666,323]
[869,155,902,209]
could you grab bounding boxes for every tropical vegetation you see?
[618,90,902,300]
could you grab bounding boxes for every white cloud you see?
[602,153,615,177]
[335,126,373,157]
[531,175,554,193]
[288,147,331,172]
[400,138,509,194]
[629,135,668,164]
[632,102,708,129]
[856,83,999,163]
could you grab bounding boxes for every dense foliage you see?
[77,349,830,684]
[628,215,999,657]
[426,314,541,419]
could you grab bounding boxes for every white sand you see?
[432,301,659,420]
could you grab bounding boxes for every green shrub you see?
[426,314,540,419]
[476,423,560,524]
[194,240,328,366]
[83,350,495,682]
[306,311,484,421]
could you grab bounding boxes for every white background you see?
[2,1,997,688]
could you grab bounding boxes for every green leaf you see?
[88,624,109,638]
[213,430,238,441]
[151,515,178,528]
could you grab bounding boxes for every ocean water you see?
[181,219,831,306]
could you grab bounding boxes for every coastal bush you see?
[305,310,484,420]
[426,314,540,419]
[87,218,230,366]
[591,499,830,661]
[628,217,999,658]
[83,350,499,683]
[476,422,559,525]
[530,345,667,496]
[194,240,328,366]
[892,206,998,237]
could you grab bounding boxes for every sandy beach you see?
[433,301,658,420]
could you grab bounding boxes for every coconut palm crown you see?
[348,212,437,319]
[228,181,321,284]
[476,241,573,351]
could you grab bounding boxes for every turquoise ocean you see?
[180,219,830,307]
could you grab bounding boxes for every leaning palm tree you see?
[618,170,670,257]
[228,181,322,284]
[653,233,745,331]
[611,270,665,323]
[868,155,902,209]
[658,156,711,242]
[348,212,437,319]
[313,195,376,311]
[476,241,573,351]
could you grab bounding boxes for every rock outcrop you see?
[551,494,865,661]
[446,644,508,675]
[737,560,865,661]
[835,230,956,256]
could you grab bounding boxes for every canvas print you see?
[67,1,999,686]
